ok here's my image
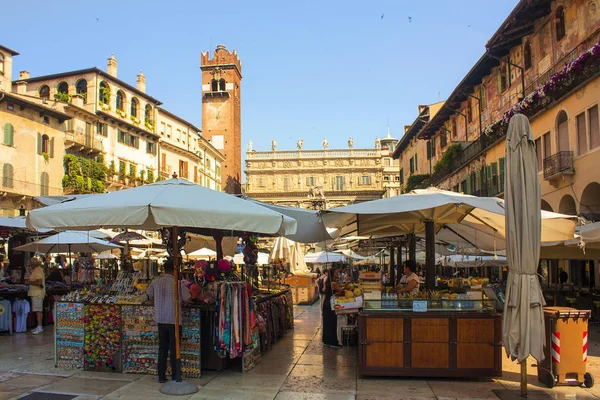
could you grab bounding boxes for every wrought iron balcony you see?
[543,151,574,180]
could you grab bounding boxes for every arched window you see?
[57,81,69,94]
[556,6,566,41]
[40,172,49,196]
[3,123,14,146]
[39,85,50,100]
[2,163,14,188]
[0,53,4,76]
[76,79,88,100]
[556,110,569,152]
[130,98,139,118]
[524,40,532,70]
[98,81,110,103]
[479,85,487,111]
[211,79,218,92]
[145,104,153,123]
[116,90,125,111]
[41,134,50,154]
[219,79,226,91]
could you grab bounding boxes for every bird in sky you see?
[408,16,412,23]
[96,17,100,22]
[381,14,384,19]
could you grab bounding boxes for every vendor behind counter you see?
[397,260,420,295]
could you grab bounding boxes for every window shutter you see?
[49,137,55,158]
[497,70,502,95]
[37,133,42,154]
[4,123,13,146]
[499,158,505,193]
[475,170,481,193]
[415,154,418,170]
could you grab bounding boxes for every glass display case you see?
[363,299,497,312]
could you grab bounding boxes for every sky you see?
[4,0,519,156]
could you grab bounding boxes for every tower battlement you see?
[201,45,242,76]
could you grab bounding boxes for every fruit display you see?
[55,302,85,369]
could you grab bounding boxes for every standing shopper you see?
[147,259,191,383]
[28,258,45,335]
[316,268,327,315]
[322,266,342,348]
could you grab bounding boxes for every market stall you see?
[322,188,577,378]
[359,298,501,378]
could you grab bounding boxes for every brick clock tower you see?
[201,45,242,194]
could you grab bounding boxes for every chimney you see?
[418,104,428,114]
[137,70,146,93]
[107,54,118,77]
[19,71,30,80]
[15,81,27,94]
[404,125,411,133]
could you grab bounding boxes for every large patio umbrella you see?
[187,247,217,259]
[15,231,122,254]
[26,178,297,394]
[323,187,577,290]
[304,251,346,263]
[503,114,545,397]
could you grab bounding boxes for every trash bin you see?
[537,307,594,388]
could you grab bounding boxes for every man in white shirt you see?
[27,258,45,335]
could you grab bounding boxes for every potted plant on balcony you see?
[116,109,127,119]
[139,169,146,185]
[130,115,141,125]
[145,120,154,132]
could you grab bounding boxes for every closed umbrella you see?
[503,114,545,397]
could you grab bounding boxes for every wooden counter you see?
[358,310,502,378]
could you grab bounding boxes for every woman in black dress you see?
[322,266,342,348]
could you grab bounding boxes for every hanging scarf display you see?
[214,282,256,359]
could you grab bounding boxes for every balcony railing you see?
[65,131,104,152]
[160,164,173,175]
[543,151,574,180]
[247,149,381,159]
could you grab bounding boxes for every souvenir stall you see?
[54,256,294,376]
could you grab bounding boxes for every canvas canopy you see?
[304,251,346,263]
[15,231,122,254]
[27,178,297,236]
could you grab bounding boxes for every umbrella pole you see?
[425,221,435,292]
[521,360,527,397]
[173,226,182,382]
[69,245,73,283]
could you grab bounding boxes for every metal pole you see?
[408,234,416,262]
[173,226,182,382]
[396,244,403,286]
[389,245,395,286]
[425,221,435,291]
[521,360,528,397]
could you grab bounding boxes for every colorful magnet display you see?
[83,304,122,372]
[55,302,85,369]
[121,305,201,378]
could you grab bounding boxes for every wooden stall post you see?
[425,221,435,292]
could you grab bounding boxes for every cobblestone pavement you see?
[1,303,600,399]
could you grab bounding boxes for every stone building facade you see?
[201,45,242,193]
[0,46,224,215]
[391,0,600,287]
[413,0,600,220]
[244,143,385,209]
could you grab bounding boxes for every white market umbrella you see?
[27,178,296,235]
[324,187,577,290]
[187,247,217,259]
[26,178,297,390]
[338,249,370,260]
[304,251,346,263]
[96,252,118,260]
[15,231,122,254]
[503,114,545,396]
